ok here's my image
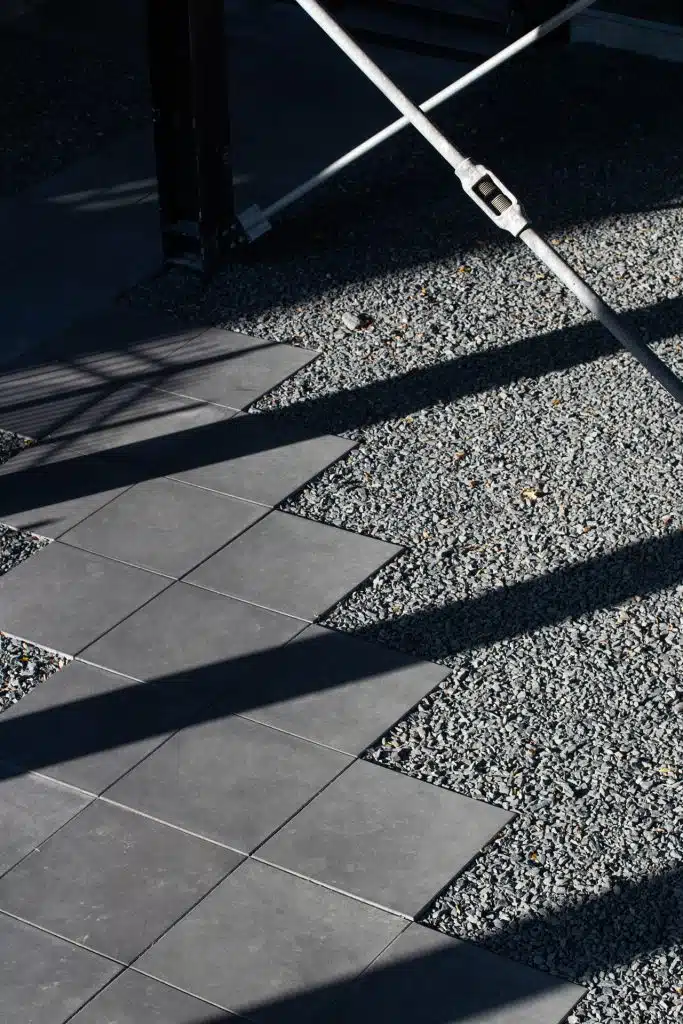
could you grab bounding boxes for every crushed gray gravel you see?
[125,41,683,1022]
[0,430,62,713]
[0,633,67,715]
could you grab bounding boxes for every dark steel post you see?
[146,0,237,275]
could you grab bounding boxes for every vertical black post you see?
[147,0,236,275]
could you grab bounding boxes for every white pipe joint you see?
[456,158,529,236]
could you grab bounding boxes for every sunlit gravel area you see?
[126,40,683,1022]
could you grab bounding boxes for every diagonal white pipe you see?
[288,0,683,407]
[264,0,597,219]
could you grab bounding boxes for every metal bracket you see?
[456,158,530,236]
[237,205,273,242]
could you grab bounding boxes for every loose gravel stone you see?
[124,43,683,1022]
[0,632,68,714]
[0,430,63,712]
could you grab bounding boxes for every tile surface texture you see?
[0,542,169,654]
[137,858,406,1021]
[69,969,235,1022]
[0,441,131,539]
[82,582,304,700]
[0,913,120,1024]
[62,477,265,577]
[106,715,351,852]
[259,759,512,917]
[331,922,586,1024]
[187,510,400,620]
[169,412,354,505]
[242,623,448,754]
[156,327,317,409]
[0,800,242,962]
[0,660,176,793]
[0,771,91,874]
[43,383,234,470]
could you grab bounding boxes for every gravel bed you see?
[0,633,67,715]
[0,430,63,713]
[124,42,683,1022]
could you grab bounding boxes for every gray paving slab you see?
[137,858,406,1022]
[0,542,169,655]
[38,306,207,385]
[258,759,512,918]
[0,442,130,539]
[105,715,350,853]
[0,800,242,963]
[81,581,304,700]
[0,913,120,1024]
[0,771,91,874]
[227,1,468,213]
[0,660,176,794]
[241,623,448,755]
[156,327,317,410]
[62,478,266,577]
[0,356,103,440]
[169,412,354,506]
[42,382,234,467]
[330,922,585,1024]
[70,969,233,1023]
[187,511,400,621]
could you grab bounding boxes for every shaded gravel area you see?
[125,41,683,1022]
[0,431,63,713]
[0,1,150,197]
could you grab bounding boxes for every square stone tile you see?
[0,661,176,794]
[43,383,234,470]
[137,859,405,1021]
[0,800,242,963]
[106,716,350,853]
[0,913,120,1024]
[157,327,317,410]
[62,478,266,577]
[70,970,235,1022]
[332,923,585,1024]
[82,582,304,701]
[187,511,400,621]
[0,442,130,539]
[0,542,169,655]
[0,772,91,874]
[170,411,354,505]
[258,760,512,918]
[45,307,207,385]
[242,624,447,754]
[0,356,105,440]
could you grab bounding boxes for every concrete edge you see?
[571,8,683,63]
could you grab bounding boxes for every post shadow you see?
[1,290,682,530]
[0,527,681,783]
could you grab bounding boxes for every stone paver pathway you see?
[0,129,585,1023]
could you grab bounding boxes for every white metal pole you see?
[295,0,470,171]
[521,229,683,403]
[291,0,683,407]
[264,0,597,220]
